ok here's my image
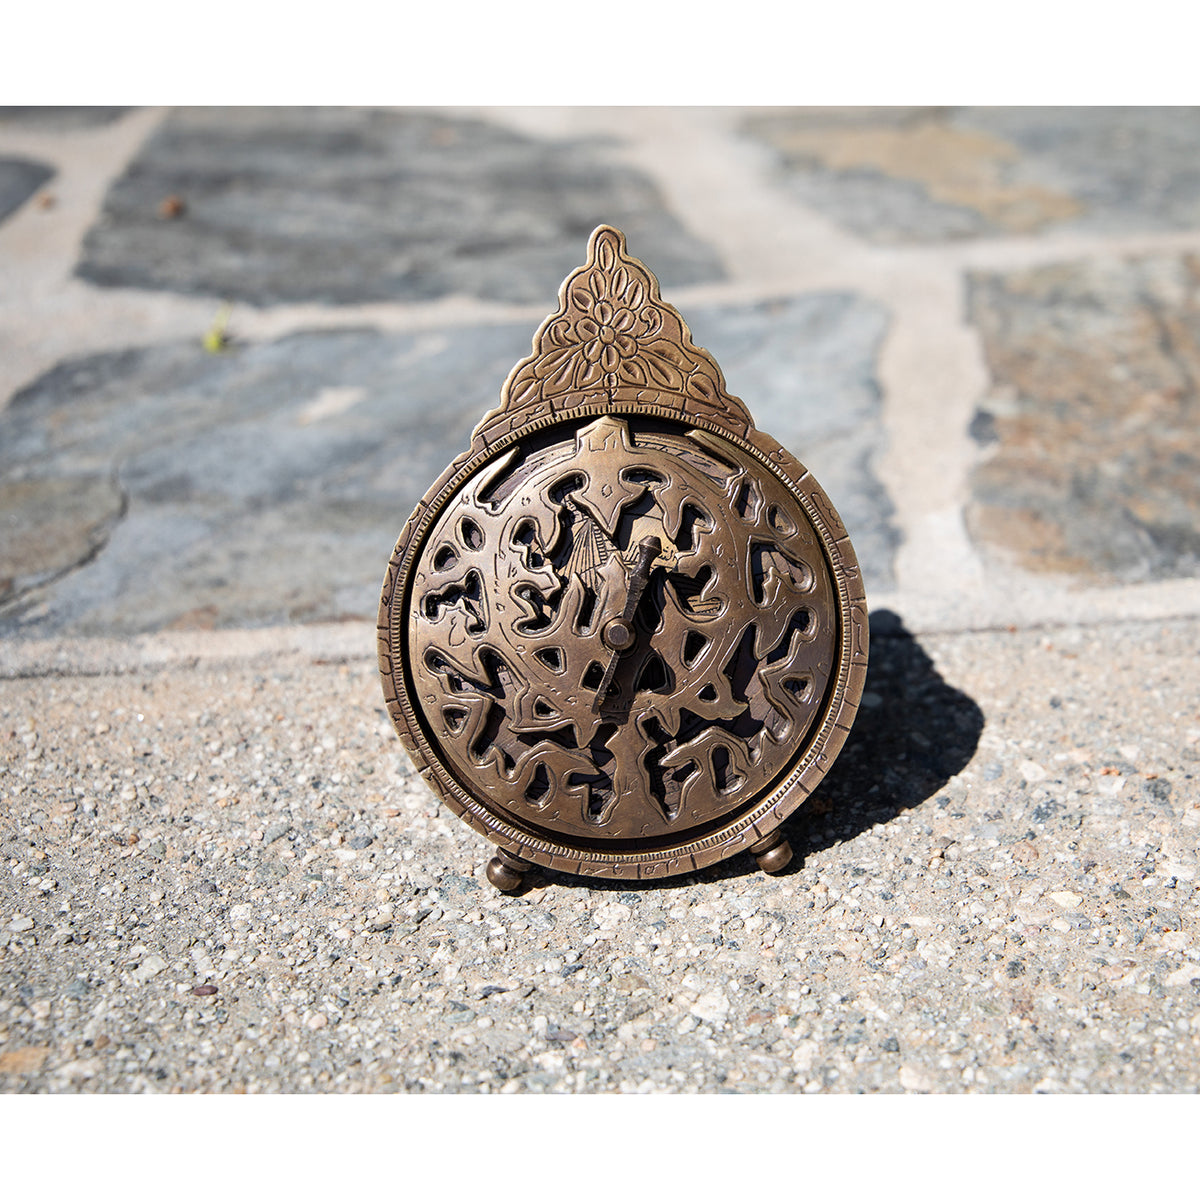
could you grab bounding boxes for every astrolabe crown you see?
[473,224,756,445]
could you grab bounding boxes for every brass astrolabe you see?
[378,226,868,891]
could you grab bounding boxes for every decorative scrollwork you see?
[408,415,837,841]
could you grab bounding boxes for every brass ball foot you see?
[750,831,793,875]
[486,848,531,892]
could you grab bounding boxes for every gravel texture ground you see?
[3,616,1197,1093]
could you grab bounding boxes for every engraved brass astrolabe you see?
[378,226,868,891]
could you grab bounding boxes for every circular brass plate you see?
[379,402,868,881]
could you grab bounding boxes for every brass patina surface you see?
[379,226,868,888]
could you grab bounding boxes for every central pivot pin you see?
[602,618,634,651]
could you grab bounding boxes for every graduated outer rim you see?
[378,401,868,881]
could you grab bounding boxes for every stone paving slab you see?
[687,294,896,590]
[0,326,524,636]
[1,614,1196,1093]
[0,157,52,226]
[76,108,724,306]
[0,294,895,638]
[966,253,1200,583]
[744,108,1200,244]
[0,108,132,131]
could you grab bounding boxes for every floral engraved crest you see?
[490,226,751,429]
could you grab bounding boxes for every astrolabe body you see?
[379,226,868,889]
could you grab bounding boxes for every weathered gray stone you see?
[0,157,53,225]
[0,324,528,636]
[76,107,724,305]
[744,107,1200,243]
[0,107,131,130]
[0,294,893,638]
[0,475,125,605]
[964,107,1200,237]
[687,293,896,591]
[966,253,1200,582]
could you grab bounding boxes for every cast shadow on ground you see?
[537,609,985,895]
[785,608,985,865]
